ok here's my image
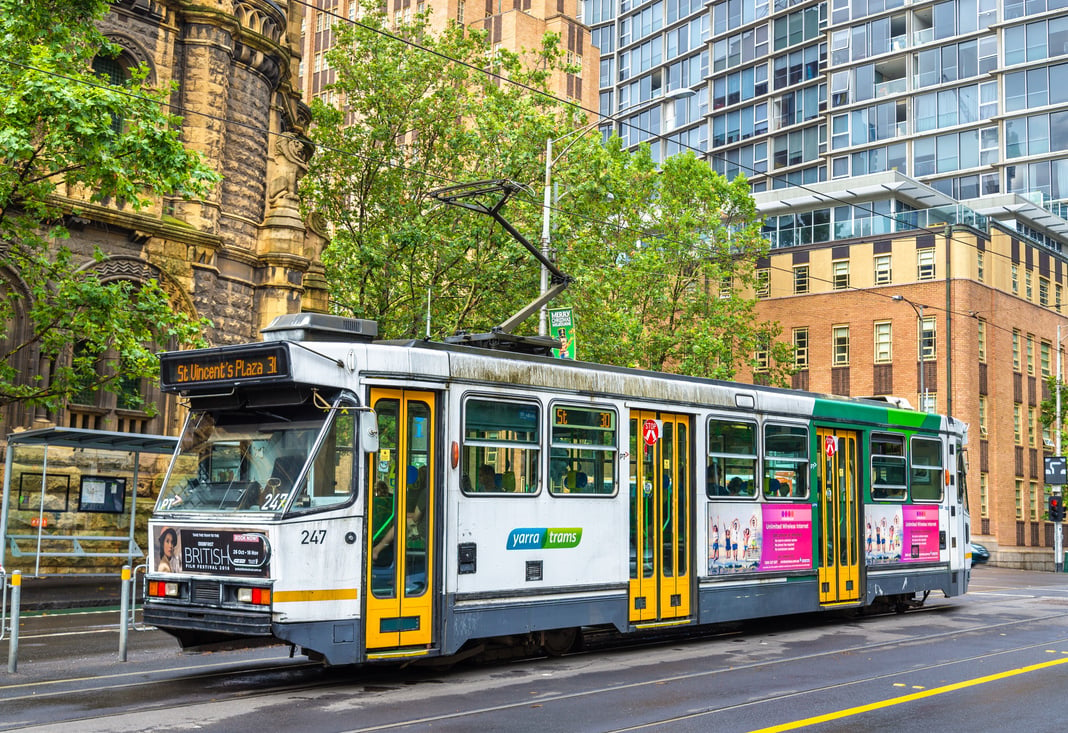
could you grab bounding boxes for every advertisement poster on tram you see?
[152,525,271,577]
[865,505,940,565]
[707,504,813,574]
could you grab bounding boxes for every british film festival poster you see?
[549,307,576,359]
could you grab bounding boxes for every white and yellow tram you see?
[144,314,970,665]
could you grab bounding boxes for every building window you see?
[920,316,936,360]
[977,319,987,362]
[1012,264,1019,295]
[793,265,809,294]
[917,248,935,280]
[1029,406,1037,447]
[977,251,984,282]
[1027,333,1035,375]
[756,268,770,298]
[978,395,987,437]
[1013,329,1021,372]
[1041,340,1052,377]
[1014,403,1022,445]
[874,321,892,363]
[832,260,850,290]
[979,472,987,518]
[874,254,891,285]
[1015,480,1023,520]
[1040,277,1050,307]
[793,327,809,369]
[833,325,850,366]
[1026,270,1033,301]
[921,393,937,412]
[719,275,732,299]
[1058,283,1063,311]
[457,0,465,23]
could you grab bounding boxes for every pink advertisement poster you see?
[759,505,813,571]
[901,505,941,563]
[707,503,812,574]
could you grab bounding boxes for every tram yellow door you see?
[366,389,436,650]
[629,411,691,624]
[817,428,861,605]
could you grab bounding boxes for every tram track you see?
[3,600,1065,732]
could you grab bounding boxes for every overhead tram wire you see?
[4,0,1043,284]
[0,57,1025,345]
[293,0,1059,304]
[0,33,1056,345]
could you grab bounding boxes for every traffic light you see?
[1050,495,1065,523]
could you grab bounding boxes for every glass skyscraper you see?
[587,0,1068,248]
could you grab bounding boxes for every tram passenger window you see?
[763,424,808,499]
[707,419,757,498]
[549,405,617,496]
[462,398,539,494]
[871,434,907,500]
[910,436,943,501]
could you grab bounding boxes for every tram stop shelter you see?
[1,427,178,577]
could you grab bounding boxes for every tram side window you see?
[462,398,539,494]
[763,424,809,499]
[289,409,357,512]
[910,436,944,501]
[707,419,757,498]
[871,433,907,500]
[549,405,617,496]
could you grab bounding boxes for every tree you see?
[302,13,569,339]
[549,136,793,381]
[304,13,793,382]
[0,0,218,415]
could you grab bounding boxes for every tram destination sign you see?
[161,344,291,390]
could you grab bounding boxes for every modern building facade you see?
[588,0,1067,214]
[584,0,1068,566]
[296,0,599,116]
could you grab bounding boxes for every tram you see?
[144,313,970,665]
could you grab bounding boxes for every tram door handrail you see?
[0,568,7,641]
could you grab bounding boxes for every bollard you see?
[7,570,20,673]
[119,565,130,662]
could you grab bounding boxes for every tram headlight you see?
[236,586,271,605]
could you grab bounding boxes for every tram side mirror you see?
[360,410,380,454]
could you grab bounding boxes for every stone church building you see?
[2,0,326,441]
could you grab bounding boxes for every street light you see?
[892,294,930,411]
[538,87,697,335]
[1055,324,1068,571]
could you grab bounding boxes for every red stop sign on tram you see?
[643,419,660,446]
[825,435,838,457]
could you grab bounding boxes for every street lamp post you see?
[892,295,929,411]
[538,87,696,335]
[1055,324,1066,571]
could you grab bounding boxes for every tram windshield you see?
[156,401,357,514]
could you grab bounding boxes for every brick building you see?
[747,173,1068,569]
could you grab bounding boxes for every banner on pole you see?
[549,307,576,360]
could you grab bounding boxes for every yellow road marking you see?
[750,657,1068,732]
[273,588,358,602]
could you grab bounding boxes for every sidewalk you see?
[3,572,136,611]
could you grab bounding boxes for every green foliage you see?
[304,13,793,382]
[0,0,217,414]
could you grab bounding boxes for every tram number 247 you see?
[301,529,327,545]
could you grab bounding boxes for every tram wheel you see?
[541,627,580,656]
